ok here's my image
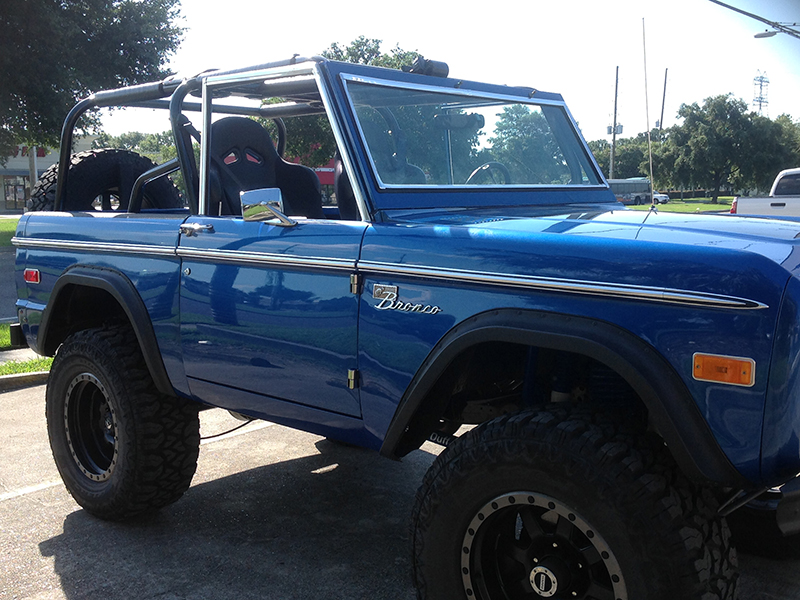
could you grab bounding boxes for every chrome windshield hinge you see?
[347,369,360,390]
[350,273,363,295]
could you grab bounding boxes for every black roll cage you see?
[53,55,325,213]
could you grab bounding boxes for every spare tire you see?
[29,149,182,211]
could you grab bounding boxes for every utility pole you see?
[659,68,668,130]
[610,66,619,180]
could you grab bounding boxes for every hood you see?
[386,207,800,273]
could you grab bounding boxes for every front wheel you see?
[411,409,738,599]
[46,323,200,520]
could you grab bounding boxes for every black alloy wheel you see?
[463,492,624,599]
[411,407,738,600]
[64,372,118,482]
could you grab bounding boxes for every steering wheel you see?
[465,162,513,185]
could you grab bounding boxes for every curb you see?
[0,371,49,392]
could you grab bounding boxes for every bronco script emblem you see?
[373,284,442,315]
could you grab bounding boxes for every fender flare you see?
[380,308,746,487]
[40,265,175,396]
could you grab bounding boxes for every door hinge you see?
[347,369,360,390]
[350,272,363,295]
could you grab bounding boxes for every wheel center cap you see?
[530,566,558,597]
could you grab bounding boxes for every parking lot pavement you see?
[1,385,799,600]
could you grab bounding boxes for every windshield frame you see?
[340,73,607,194]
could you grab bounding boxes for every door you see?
[178,216,367,417]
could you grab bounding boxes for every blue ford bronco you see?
[11,56,800,599]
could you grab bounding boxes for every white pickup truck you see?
[731,168,800,215]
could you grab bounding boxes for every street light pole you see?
[707,0,800,39]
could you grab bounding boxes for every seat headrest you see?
[210,117,279,191]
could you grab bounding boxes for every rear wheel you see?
[411,408,738,599]
[46,323,200,520]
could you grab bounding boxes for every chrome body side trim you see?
[12,237,768,309]
[12,237,178,258]
[176,247,356,271]
[12,237,356,272]
[357,260,769,310]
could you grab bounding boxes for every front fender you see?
[380,308,747,488]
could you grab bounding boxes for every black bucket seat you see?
[208,116,324,219]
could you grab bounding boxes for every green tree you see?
[588,135,652,181]
[0,0,184,160]
[735,113,795,191]
[775,114,800,164]
[587,139,610,176]
[665,95,750,203]
[614,136,649,180]
[652,96,799,198]
[93,130,176,164]
[255,38,422,169]
[489,105,571,184]
[324,36,420,70]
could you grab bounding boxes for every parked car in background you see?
[731,168,800,216]
[653,192,669,204]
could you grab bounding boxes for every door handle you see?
[180,223,215,236]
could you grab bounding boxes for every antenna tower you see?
[753,71,769,116]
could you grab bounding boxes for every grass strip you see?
[0,218,19,247]
[629,197,734,213]
[0,324,10,351]
[0,357,53,376]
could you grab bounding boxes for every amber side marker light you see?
[693,353,755,387]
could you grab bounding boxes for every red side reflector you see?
[693,353,755,387]
[23,268,40,284]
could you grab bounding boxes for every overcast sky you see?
[102,0,800,143]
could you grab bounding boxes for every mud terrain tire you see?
[29,149,181,211]
[411,408,738,600]
[46,323,200,520]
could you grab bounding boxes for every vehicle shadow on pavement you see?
[35,432,800,600]
[39,439,436,600]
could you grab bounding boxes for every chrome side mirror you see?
[240,188,297,227]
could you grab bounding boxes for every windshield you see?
[344,79,602,189]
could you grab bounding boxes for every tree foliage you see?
[666,95,750,202]
[92,130,176,163]
[0,0,184,159]
[590,95,800,201]
[489,106,570,184]
[324,36,420,70]
[254,37,422,169]
[589,135,657,182]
